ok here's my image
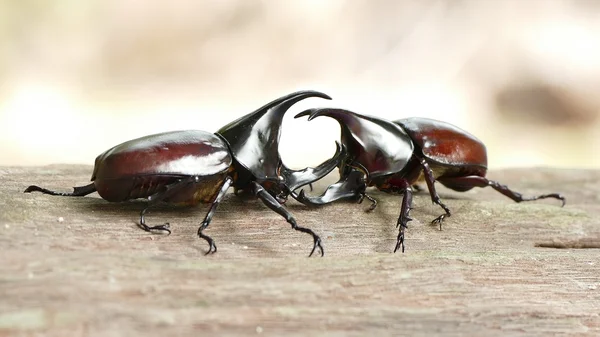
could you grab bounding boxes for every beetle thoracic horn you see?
[220,91,332,134]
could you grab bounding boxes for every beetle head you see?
[295,108,415,179]
[216,91,344,196]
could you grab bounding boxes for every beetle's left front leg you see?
[197,176,233,255]
[357,193,378,212]
[419,158,451,230]
[394,181,413,254]
[253,182,324,257]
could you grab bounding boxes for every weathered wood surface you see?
[0,165,599,336]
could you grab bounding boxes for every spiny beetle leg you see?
[24,183,97,197]
[197,176,233,255]
[419,157,451,229]
[394,185,413,253]
[438,175,566,207]
[253,182,323,257]
[358,193,378,212]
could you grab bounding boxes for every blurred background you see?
[1,0,599,169]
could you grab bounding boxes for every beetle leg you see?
[197,176,234,255]
[394,185,413,254]
[139,208,171,234]
[24,183,96,197]
[138,176,200,234]
[437,176,566,207]
[252,181,324,257]
[358,193,378,212]
[419,158,451,230]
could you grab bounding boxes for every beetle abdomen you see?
[95,175,179,202]
[92,130,232,181]
[396,118,487,169]
[95,172,229,205]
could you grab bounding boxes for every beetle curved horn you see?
[220,91,332,136]
[294,108,352,122]
[282,141,346,192]
[292,168,366,206]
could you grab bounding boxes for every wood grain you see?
[0,166,598,336]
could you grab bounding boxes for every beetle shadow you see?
[73,196,205,230]
[222,192,339,256]
[79,193,294,256]
[325,188,473,253]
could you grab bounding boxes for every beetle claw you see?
[198,231,217,255]
[431,215,445,230]
[139,222,171,235]
[394,230,405,253]
[204,241,217,255]
[308,236,324,257]
[360,193,378,212]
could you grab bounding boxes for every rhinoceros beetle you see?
[294,108,566,253]
[24,91,344,256]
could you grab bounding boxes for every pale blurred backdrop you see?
[1,0,599,169]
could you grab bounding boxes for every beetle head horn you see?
[294,108,354,122]
[216,91,332,182]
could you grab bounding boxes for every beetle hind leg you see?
[138,208,171,234]
[438,176,566,207]
[253,182,324,257]
[136,176,202,236]
[24,183,96,197]
[419,158,451,230]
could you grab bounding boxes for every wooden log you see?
[0,166,598,336]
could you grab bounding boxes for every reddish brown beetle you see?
[24,91,344,256]
[294,108,565,253]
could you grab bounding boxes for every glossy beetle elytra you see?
[294,108,566,253]
[25,91,344,256]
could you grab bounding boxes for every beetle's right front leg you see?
[357,193,378,212]
[253,181,324,257]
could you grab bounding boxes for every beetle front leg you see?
[357,193,378,212]
[197,176,233,255]
[419,158,451,230]
[394,183,413,254]
[253,182,324,257]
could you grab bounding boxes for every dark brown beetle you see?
[294,108,565,253]
[25,91,344,256]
